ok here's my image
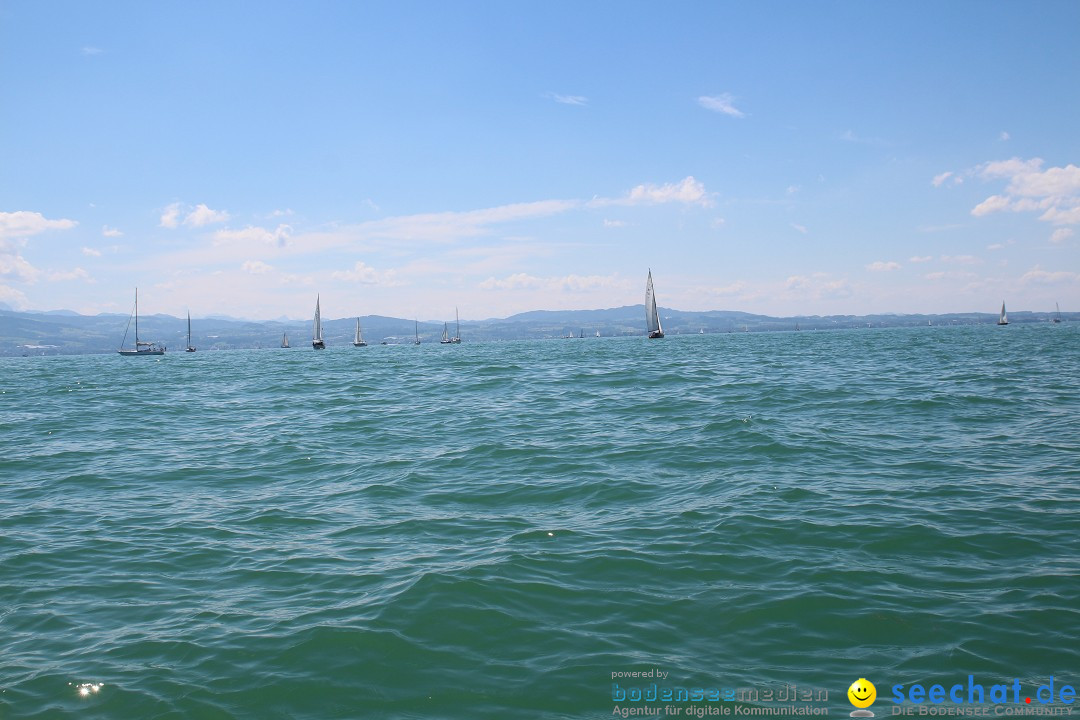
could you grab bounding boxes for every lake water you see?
[2,324,1078,719]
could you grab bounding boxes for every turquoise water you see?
[2,325,1078,719]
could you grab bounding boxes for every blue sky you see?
[2,1,1078,320]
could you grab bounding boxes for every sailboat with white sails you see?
[281,332,290,348]
[645,269,664,339]
[353,318,368,347]
[312,295,326,349]
[185,311,196,352]
[118,288,165,356]
[997,301,1009,326]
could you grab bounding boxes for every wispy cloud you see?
[331,261,403,286]
[784,273,851,300]
[592,176,714,208]
[1019,266,1079,285]
[479,272,626,293]
[0,211,78,240]
[940,254,982,265]
[999,131,1011,142]
[161,202,230,228]
[790,223,807,234]
[102,225,123,237]
[603,219,627,228]
[698,93,745,118]
[48,267,92,282]
[546,92,588,106]
[866,261,901,272]
[932,171,961,188]
[81,46,103,56]
[215,224,293,248]
[839,129,888,145]
[241,260,273,275]
[909,255,933,263]
[82,247,102,257]
[1050,228,1074,244]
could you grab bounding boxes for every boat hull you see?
[118,349,165,356]
[648,331,665,339]
[313,341,326,350]
[353,342,368,347]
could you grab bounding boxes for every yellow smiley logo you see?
[848,678,876,714]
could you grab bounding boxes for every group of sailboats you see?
[440,308,462,344]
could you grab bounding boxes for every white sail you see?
[312,295,325,348]
[442,323,450,342]
[282,332,290,348]
[645,270,663,338]
[353,318,367,346]
[998,301,1008,325]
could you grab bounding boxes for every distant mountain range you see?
[0,305,1072,356]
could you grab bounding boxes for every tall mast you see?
[134,287,139,345]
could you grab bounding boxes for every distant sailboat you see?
[118,288,165,356]
[451,307,461,343]
[579,328,585,338]
[1054,302,1062,324]
[596,329,601,337]
[312,295,326,349]
[281,332,290,348]
[414,319,421,345]
[997,301,1009,326]
[185,311,196,352]
[440,322,452,344]
[645,269,664,339]
[353,318,368,347]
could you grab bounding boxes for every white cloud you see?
[160,203,181,228]
[331,261,402,286]
[102,225,123,237]
[1050,228,1074,244]
[479,273,625,293]
[932,171,958,187]
[161,202,230,228]
[790,223,807,234]
[968,158,1080,225]
[0,245,40,282]
[1019,266,1079,286]
[711,217,726,229]
[0,284,29,309]
[81,247,102,257]
[909,255,933,263]
[184,203,230,227]
[940,254,981,265]
[603,219,627,228]
[866,261,901,272]
[82,46,103,56]
[0,211,78,239]
[612,176,714,208]
[784,273,851,300]
[787,185,801,194]
[215,224,293,248]
[48,267,92,282]
[241,260,273,275]
[698,94,745,118]
[925,270,977,281]
[999,131,1011,142]
[546,92,588,106]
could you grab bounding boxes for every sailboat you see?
[1054,302,1062,324]
[118,288,165,355]
[440,322,452,344]
[596,329,601,338]
[645,269,664,339]
[451,307,461,343]
[353,318,368,347]
[997,301,1009,326]
[281,332,290,348]
[312,295,326,349]
[413,319,421,345]
[185,311,196,352]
